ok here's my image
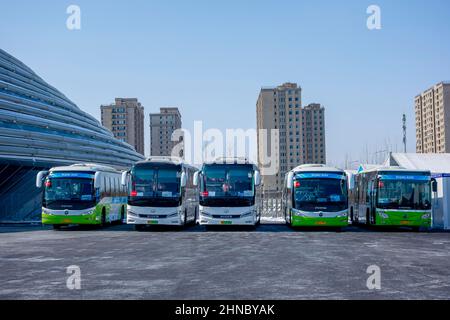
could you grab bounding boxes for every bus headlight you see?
[378,211,389,219]
[167,212,179,218]
[128,211,137,217]
[292,209,305,217]
[240,211,253,218]
[82,210,94,216]
[337,212,348,218]
[421,213,431,219]
[201,211,212,217]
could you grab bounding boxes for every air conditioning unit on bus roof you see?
[69,163,116,171]
[145,156,183,164]
[297,164,327,168]
[211,157,250,164]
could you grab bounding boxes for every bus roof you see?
[49,163,119,174]
[358,166,431,175]
[204,157,254,165]
[135,157,198,171]
[289,164,345,174]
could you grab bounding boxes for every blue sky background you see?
[1,0,450,167]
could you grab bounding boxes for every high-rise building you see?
[101,98,145,155]
[256,83,326,192]
[150,107,183,157]
[415,82,450,153]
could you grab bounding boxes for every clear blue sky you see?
[1,0,450,167]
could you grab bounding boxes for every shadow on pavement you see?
[1,223,448,233]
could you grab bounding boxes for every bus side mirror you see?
[36,171,49,188]
[193,171,199,186]
[254,171,261,186]
[180,172,187,188]
[121,171,128,186]
[94,172,102,189]
[432,178,437,193]
[286,172,294,189]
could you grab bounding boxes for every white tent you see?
[385,153,450,174]
[386,153,450,229]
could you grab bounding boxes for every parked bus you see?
[351,166,437,230]
[121,157,198,230]
[283,164,349,228]
[193,157,261,227]
[36,164,127,229]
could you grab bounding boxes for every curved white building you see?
[0,48,144,221]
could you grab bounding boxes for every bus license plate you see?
[316,221,327,225]
[220,221,232,225]
[400,221,410,225]
[147,220,158,225]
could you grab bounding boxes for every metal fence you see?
[260,191,283,220]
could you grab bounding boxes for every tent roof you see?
[386,153,450,174]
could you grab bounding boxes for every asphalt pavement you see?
[0,223,449,299]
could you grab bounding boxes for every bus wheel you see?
[101,209,107,227]
[53,225,62,230]
[194,207,198,225]
[134,224,145,231]
[366,210,371,226]
[120,207,125,223]
[184,210,188,226]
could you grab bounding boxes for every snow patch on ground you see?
[261,216,285,224]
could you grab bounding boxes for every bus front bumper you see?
[291,210,348,227]
[127,212,183,226]
[375,210,431,227]
[199,213,256,226]
[42,212,100,225]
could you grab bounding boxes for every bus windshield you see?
[129,166,181,207]
[377,180,431,210]
[44,177,95,210]
[200,165,255,207]
[294,178,348,212]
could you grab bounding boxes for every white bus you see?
[122,157,199,230]
[193,157,262,227]
[282,164,349,228]
[36,164,127,229]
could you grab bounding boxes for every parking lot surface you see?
[0,223,449,299]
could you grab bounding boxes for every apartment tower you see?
[150,107,183,157]
[100,98,145,155]
[256,83,326,192]
[415,82,450,153]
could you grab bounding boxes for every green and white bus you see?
[121,157,199,230]
[283,164,349,228]
[351,166,437,229]
[36,164,127,229]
